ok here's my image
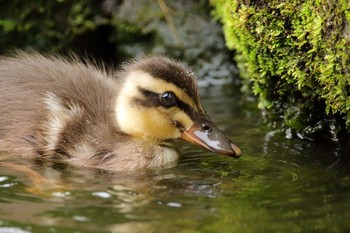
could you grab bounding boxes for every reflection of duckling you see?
[0,52,241,171]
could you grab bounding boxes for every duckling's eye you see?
[160,91,177,107]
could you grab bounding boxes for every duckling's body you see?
[0,52,240,171]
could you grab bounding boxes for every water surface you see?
[0,86,350,233]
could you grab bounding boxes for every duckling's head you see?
[116,56,241,157]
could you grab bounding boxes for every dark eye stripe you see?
[136,88,159,106]
[175,99,197,120]
[135,87,197,120]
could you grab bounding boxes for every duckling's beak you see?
[180,116,241,158]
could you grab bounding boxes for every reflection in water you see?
[0,150,233,232]
[0,86,350,232]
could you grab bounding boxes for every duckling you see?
[0,52,241,171]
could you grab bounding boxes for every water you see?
[1,86,350,233]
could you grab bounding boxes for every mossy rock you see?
[211,0,350,140]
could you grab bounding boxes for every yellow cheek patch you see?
[117,102,194,141]
[131,107,181,140]
[147,109,180,138]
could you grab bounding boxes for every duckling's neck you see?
[145,140,181,169]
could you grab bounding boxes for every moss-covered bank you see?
[211,0,350,140]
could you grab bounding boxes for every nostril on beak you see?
[201,123,212,132]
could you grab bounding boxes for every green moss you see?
[211,0,350,140]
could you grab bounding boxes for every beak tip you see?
[231,143,241,158]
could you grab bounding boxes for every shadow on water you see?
[0,85,350,233]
